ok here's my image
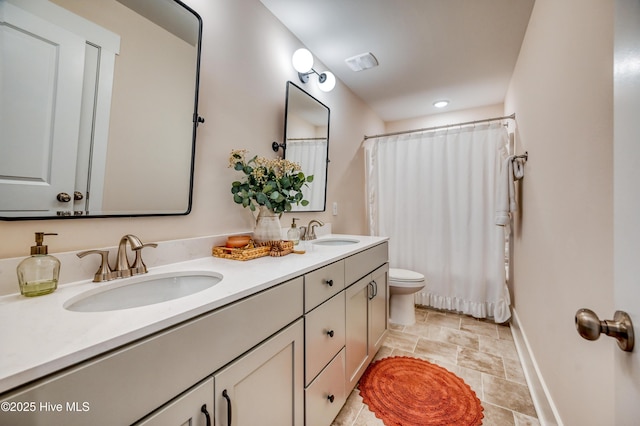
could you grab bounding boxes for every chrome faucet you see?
[77,234,157,282]
[301,219,325,241]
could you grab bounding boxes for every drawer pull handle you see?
[200,404,212,426]
[325,279,334,287]
[222,389,232,426]
[327,394,335,403]
[327,329,335,338]
[368,282,375,300]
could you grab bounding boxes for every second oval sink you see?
[64,272,222,312]
[313,238,360,246]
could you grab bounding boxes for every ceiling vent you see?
[345,52,379,72]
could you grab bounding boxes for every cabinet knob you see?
[326,329,335,338]
[324,279,334,287]
[327,394,335,403]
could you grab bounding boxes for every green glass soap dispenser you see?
[17,232,60,297]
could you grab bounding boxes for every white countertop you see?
[0,235,387,395]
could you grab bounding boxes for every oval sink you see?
[313,238,360,246]
[64,272,222,312]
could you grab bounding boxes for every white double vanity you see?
[0,235,388,426]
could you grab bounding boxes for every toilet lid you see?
[389,268,424,282]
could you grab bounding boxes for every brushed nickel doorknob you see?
[575,308,634,352]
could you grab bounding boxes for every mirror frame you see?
[283,81,330,212]
[0,0,203,221]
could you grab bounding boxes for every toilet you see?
[388,268,426,326]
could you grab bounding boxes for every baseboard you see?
[510,308,563,426]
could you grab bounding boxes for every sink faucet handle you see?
[77,249,114,282]
[131,243,158,275]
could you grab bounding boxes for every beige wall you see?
[0,0,383,259]
[505,0,614,424]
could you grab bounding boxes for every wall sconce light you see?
[292,48,336,92]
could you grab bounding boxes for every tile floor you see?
[331,306,540,426]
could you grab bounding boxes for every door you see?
[0,1,84,214]
[613,0,640,421]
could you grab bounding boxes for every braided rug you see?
[358,356,484,426]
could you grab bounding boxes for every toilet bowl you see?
[389,268,425,326]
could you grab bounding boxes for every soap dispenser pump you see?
[287,217,300,245]
[17,232,61,297]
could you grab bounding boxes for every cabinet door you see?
[135,378,213,426]
[214,320,304,426]
[368,264,389,354]
[345,275,370,392]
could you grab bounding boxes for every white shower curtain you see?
[286,139,327,210]
[364,122,511,323]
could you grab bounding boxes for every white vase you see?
[253,206,282,243]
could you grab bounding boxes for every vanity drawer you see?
[345,242,388,285]
[304,260,345,312]
[305,348,346,426]
[305,291,346,385]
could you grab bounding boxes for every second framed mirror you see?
[283,81,329,212]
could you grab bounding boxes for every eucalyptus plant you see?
[229,149,314,214]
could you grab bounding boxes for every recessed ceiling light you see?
[433,100,449,108]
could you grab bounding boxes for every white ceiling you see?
[260,0,535,122]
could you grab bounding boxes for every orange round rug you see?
[358,356,484,426]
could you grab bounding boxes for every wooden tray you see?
[212,245,270,261]
[212,240,296,260]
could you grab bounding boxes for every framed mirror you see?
[283,81,329,212]
[0,0,202,220]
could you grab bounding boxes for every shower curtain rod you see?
[363,113,516,140]
[286,137,326,141]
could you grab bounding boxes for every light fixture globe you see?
[292,48,313,73]
[318,71,336,92]
[433,100,449,108]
